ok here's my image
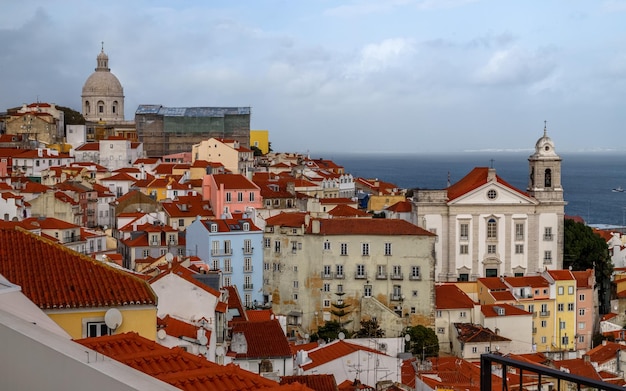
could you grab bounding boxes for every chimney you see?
[312,219,320,234]
[488,168,497,182]
[603,340,608,346]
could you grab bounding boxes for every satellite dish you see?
[198,334,208,345]
[404,334,411,342]
[304,333,310,340]
[215,346,225,356]
[199,345,207,354]
[104,308,123,330]
[338,332,345,340]
[157,329,167,340]
[165,253,174,263]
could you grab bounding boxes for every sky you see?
[1,1,626,154]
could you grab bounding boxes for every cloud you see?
[472,46,556,87]
[348,38,415,76]
[325,0,476,17]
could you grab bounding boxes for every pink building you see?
[202,174,262,218]
[573,269,596,351]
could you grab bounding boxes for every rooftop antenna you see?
[544,120,548,136]
[490,159,495,169]
[101,41,104,52]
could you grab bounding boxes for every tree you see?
[404,325,439,359]
[311,320,351,343]
[354,318,385,338]
[331,291,352,329]
[564,218,613,314]
[55,105,86,125]
[251,145,264,156]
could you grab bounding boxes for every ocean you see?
[320,151,626,227]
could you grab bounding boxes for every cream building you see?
[262,213,436,338]
[412,127,565,281]
[192,137,254,175]
[81,45,125,123]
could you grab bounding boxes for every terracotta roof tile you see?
[212,174,259,190]
[328,204,370,217]
[301,340,384,371]
[547,269,575,280]
[280,374,337,391]
[447,167,528,201]
[230,319,292,358]
[0,229,156,309]
[436,284,476,309]
[481,303,531,317]
[386,200,412,213]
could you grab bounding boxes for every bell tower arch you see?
[528,122,563,203]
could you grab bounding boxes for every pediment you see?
[449,182,536,206]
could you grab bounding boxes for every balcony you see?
[244,266,253,272]
[539,310,550,317]
[354,272,367,280]
[544,234,553,241]
[243,283,253,290]
[532,327,537,334]
[390,273,404,280]
[481,354,623,391]
[335,273,345,280]
[376,273,387,280]
[390,294,403,302]
[211,249,232,256]
[409,274,421,281]
[532,312,537,318]
[321,272,334,279]
[243,248,254,255]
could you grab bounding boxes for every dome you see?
[82,71,123,97]
[531,124,558,158]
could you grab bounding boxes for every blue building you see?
[186,216,263,308]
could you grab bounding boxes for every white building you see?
[98,137,143,172]
[412,127,565,281]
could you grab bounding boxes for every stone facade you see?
[81,46,125,123]
[412,127,565,281]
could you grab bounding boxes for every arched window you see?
[544,169,552,187]
[97,100,105,114]
[487,218,497,239]
[84,101,91,114]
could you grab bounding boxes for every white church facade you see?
[412,127,565,281]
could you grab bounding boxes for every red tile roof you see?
[490,291,516,301]
[266,212,309,228]
[386,200,412,213]
[157,314,211,343]
[310,218,434,236]
[436,284,476,309]
[504,276,550,288]
[76,332,300,391]
[328,204,370,217]
[547,269,574,280]
[454,323,511,343]
[280,374,338,391]
[481,304,531,317]
[553,358,603,381]
[0,229,156,309]
[572,269,594,288]
[478,277,508,290]
[447,167,529,201]
[212,174,259,190]
[23,216,80,230]
[230,319,292,359]
[301,340,383,371]
[585,341,626,364]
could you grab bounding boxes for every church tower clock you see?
[528,122,564,203]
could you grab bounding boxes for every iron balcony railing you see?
[481,353,623,391]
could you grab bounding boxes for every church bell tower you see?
[528,122,563,203]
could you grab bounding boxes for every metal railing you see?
[480,353,623,391]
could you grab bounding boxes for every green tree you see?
[251,145,264,156]
[331,292,352,329]
[563,218,613,314]
[404,325,439,359]
[354,318,385,338]
[55,105,86,125]
[311,320,351,343]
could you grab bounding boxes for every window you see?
[249,192,255,202]
[178,218,185,227]
[579,322,585,330]
[293,281,299,289]
[362,243,369,256]
[558,303,564,311]
[364,285,372,297]
[224,240,231,255]
[340,243,348,256]
[460,244,468,254]
[545,168,552,187]
[487,189,497,199]
[384,242,392,256]
[392,265,402,278]
[578,335,585,343]
[459,311,467,318]
[356,264,366,278]
[244,239,252,253]
[544,227,553,241]
[579,294,585,301]
[472,347,478,353]
[264,238,271,248]
[412,290,418,297]
[293,293,298,300]
[291,241,298,252]
[225,259,233,272]
[515,244,524,254]
[226,192,232,202]
[210,223,217,233]
[544,251,552,264]
[337,284,344,293]
[323,283,330,292]
[487,218,497,238]
[541,336,547,343]
[528,304,534,313]
[579,308,585,316]
[458,273,469,282]
[459,223,469,240]
[323,265,332,277]
[274,240,281,253]
[437,327,445,334]
[323,299,331,308]
[558,286,564,295]
[487,244,496,254]
[264,262,270,270]
[568,303,574,311]
[323,241,330,250]
[515,223,524,240]
[411,266,420,280]
[336,264,344,277]
[560,320,566,330]
[237,192,243,202]
[142,249,149,257]
[244,258,252,272]
[436,310,442,317]
[377,265,386,278]
[568,286,574,295]
[541,320,547,327]
[485,268,498,277]
[243,222,250,231]
[86,321,110,337]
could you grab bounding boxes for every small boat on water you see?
[613,187,624,192]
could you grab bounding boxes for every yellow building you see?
[544,270,577,352]
[250,130,269,154]
[0,228,158,340]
